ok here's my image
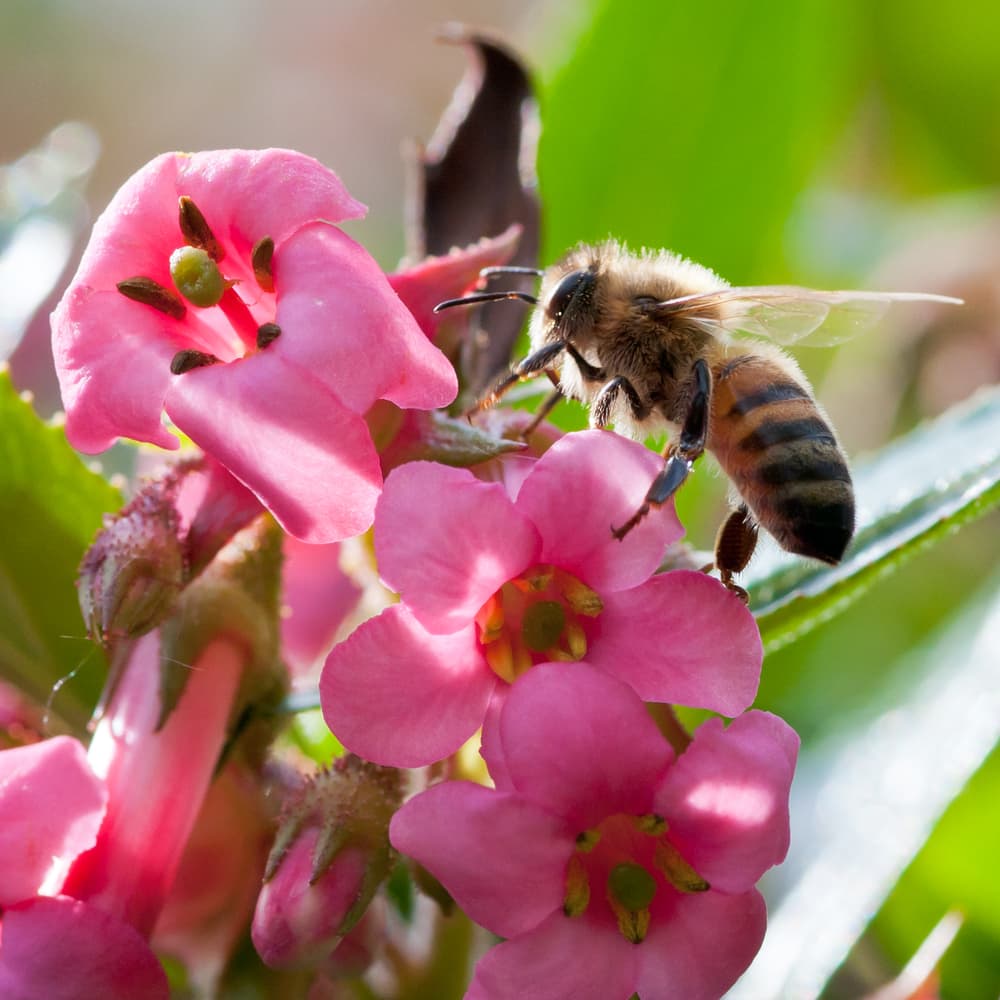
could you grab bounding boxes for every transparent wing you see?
[651,286,963,346]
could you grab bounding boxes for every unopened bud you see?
[252,756,402,970]
[78,484,185,645]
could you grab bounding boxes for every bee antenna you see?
[478,265,544,278]
[433,290,539,313]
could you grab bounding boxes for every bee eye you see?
[545,269,595,322]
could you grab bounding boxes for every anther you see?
[635,814,667,836]
[170,350,221,374]
[116,277,186,319]
[252,236,275,292]
[256,322,281,349]
[178,196,224,261]
[563,855,590,917]
[653,840,709,893]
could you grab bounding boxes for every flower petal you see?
[175,149,366,250]
[52,286,180,452]
[499,662,673,829]
[320,605,495,767]
[374,462,540,633]
[274,222,457,413]
[654,712,798,892]
[390,782,571,939]
[281,537,361,676]
[637,889,766,1000]
[0,737,106,906]
[467,909,638,1000]
[164,349,382,543]
[387,226,521,339]
[589,570,762,714]
[514,430,683,592]
[0,896,168,1000]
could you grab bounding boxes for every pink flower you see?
[280,536,361,678]
[0,728,168,999]
[321,430,762,767]
[51,149,458,543]
[390,662,799,1000]
[0,632,251,999]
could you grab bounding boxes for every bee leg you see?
[714,505,758,603]
[521,386,564,437]
[467,340,569,414]
[612,359,711,539]
[592,376,650,428]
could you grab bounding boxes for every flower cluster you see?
[0,129,800,998]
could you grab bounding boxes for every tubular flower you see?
[321,430,762,767]
[390,662,799,1000]
[51,149,458,543]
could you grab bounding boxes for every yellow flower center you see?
[474,564,603,683]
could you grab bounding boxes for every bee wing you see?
[653,287,962,346]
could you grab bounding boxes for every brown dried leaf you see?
[408,26,541,394]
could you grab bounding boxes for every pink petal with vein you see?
[498,662,673,829]
[654,712,798,892]
[275,223,457,413]
[390,782,570,939]
[164,349,382,543]
[637,889,767,1000]
[0,737,106,906]
[374,462,539,633]
[514,431,683,592]
[590,570,762,714]
[0,896,168,1000]
[320,605,494,767]
[468,909,638,1000]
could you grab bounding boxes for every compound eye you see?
[545,269,594,322]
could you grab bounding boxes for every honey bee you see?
[435,241,962,596]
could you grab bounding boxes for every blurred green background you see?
[2,0,998,996]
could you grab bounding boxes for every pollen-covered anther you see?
[116,276,186,319]
[563,854,591,917]
[169,246,228,307]
[607,862,656,944]
[654,839,710,893]
[634,813,667,836]
[171,349,221,375]
[574,828,601,853]
[257,322,281,349]
[178,195,224,261]
[252,236,276,292]
[560,575,604,617]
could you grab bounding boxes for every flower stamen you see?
[178,196,224,262]
[116,276,186,319]
[171,350,221,374]
[252,236,275,292]
[653,840,710,894]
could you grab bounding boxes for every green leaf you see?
[0,367,122,731]
[747,385,1000,651]
[730,572,1000,997]
[539,0,862,282]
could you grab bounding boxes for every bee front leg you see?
[612,359,711,540]
[592,376,651,428]
[468,340,569,414]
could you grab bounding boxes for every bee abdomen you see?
[711,359,855,564]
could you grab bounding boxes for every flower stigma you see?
[562,812,709,944]
[474,565,603,683]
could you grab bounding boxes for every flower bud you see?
[251,756,402,970]
[78,483,185,646]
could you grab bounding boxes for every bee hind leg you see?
[714,505,758,603]
[612,359,711,539]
